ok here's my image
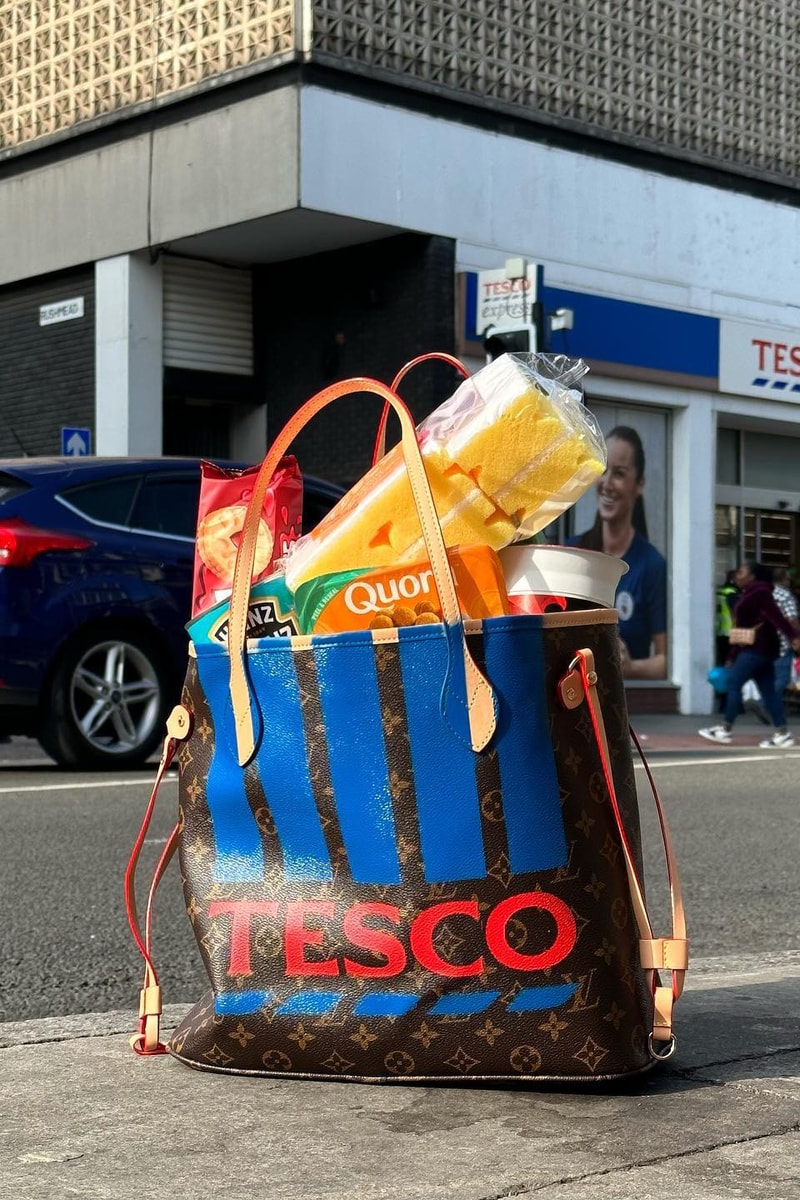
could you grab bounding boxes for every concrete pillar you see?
[671,398,716,714]
[95,253,163,455]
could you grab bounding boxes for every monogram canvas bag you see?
[126,377,687,1083]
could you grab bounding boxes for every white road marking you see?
[0,758,57,769]
[635,752,800,769]
[0,776,177,795]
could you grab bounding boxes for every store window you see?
[714,428,800,577]
[715,504,797,584]
[716,428,740,485]
[743,432,800,491]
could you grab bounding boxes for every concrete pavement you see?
[2,716,799,1199]
[630,707,800,753]
[2,955,799,1199]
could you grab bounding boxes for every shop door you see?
[715,506,798,576]
[743,509,798,567]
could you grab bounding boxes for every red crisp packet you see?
[191,457,303,618]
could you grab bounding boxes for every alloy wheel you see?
[68,639,162,756]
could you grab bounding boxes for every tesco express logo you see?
[344,570,435,614]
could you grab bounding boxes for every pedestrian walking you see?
[772,567,799,703]
[699,561,800,747]
[715,569,739,666]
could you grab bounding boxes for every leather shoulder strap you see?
[227,376,496,766]
[372,353,471,465]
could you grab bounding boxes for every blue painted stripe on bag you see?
[352,993,419,1017]
[396,625,486,883]
[440,621,476,748]
[482,619,567,874]
[506,983,578,1012]
[428,990,501,1016]
[275,992,341,1016]
[248,646,333,882]
[214,991,272,1016]
[312,632,401,885]
[194,651,265,882]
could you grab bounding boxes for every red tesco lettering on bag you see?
[208,891,577,979]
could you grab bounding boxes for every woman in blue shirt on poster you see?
[569,426,667,680]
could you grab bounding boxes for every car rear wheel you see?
[39,630,171,769]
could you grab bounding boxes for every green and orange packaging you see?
[186,574,300,644]
[294,544,509,634]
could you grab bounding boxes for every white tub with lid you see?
[499,545,628,608]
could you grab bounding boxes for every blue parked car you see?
[0,458,343,768]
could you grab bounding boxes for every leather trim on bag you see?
[543,609,618,628]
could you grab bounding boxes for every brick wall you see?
[0,267,95,457]
[257,233,457,485]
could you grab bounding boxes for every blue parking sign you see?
[62,427,91,457]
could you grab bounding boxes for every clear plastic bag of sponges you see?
[283,352,606,592]
[420,351,606,542]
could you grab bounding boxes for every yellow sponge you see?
[441,356,604,533]
[284,444,516,591]
[284,354,605,592]
[493,432,606,535]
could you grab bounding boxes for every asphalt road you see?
[1,739,799,1023]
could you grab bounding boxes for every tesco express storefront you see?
[461,275,800,716]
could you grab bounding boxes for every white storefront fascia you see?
[299,86,800,325]
[719,318,800,407]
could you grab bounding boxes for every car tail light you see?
[0,518,93,568]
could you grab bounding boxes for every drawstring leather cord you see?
[559,648,688,1058]
[124,705,190,1056]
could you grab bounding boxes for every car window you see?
[0,472,31,503]
[61,476,141,525]
[130,475,201,539]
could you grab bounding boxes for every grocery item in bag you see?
[500,544,629,610]
[192,458,302,617]
[284,354,605,592]
[126,373,688,1083]
[294,544,509,634]
[186,574,300,644]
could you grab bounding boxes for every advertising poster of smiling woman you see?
[567,405,670,681]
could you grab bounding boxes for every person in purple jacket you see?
[699,561,800,747]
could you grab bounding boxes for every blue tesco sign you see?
[62,427,92,457]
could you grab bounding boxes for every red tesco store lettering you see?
[752,338,800,375]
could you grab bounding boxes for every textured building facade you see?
[4,2,798,185]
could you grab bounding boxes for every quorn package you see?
[293,543,509,634]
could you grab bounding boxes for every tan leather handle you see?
[372,353,471,466]
[228,376,497,766]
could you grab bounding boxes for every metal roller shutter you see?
[163,256,253,376]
